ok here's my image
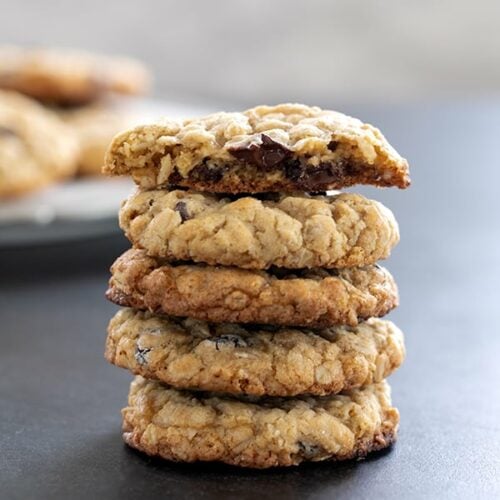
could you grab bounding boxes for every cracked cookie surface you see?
[106,309,405,397]
[0,46,150,105]
[122,376,399,468]
[0,90,79,197]
[107,249,399,327]
[103,103,410,193]
[119,190,399,269]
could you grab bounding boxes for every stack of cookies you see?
[103,103,410,468]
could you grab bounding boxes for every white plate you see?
[0,99,211,248]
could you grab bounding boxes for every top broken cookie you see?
[104,103,410,193]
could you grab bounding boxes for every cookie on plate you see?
[0,90,79,198]
[103,103,410,193]
[107,309,405,397]
[0,46,151,105]
[107,249,398,327]
[60,104,133,175]
[119,190,399,269]
[122,376,399,468]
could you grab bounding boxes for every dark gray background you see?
[1,102,499,499]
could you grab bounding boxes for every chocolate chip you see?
[135,347,151,365]
[283,156,359,189]
[303,161,348,186]
[260,134,292,167]
[283,159,303,181]
[191,162,226,183]
[150,152,164,167]
[0,126,17,138]
[213,334,248,350]
[228,134,292,170]
[291,161,351,189]
[201,167,224,182]
[174,201,191,222]
[297,441,325,459]
[327,140,339,152]
[168,169,182,185]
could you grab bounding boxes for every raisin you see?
[213,334,248,350]
[297,441,324,459]
[174,201,191,222]
[135,347,151,365]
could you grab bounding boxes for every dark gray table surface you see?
[1,101,499,499]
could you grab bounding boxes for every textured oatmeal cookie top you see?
[107,309,405,397]
[104,103,410,193]
[122,377,399,468]
[107,248,399,328]
[0,46,151,105]
[119,189,399,269]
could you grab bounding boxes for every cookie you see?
[106,309,405,397]
[0,90,79,198]
[60,104,133,175]
[103,103,410,193]
[107,249,398,327]
[122,376,399,468]
[0,46,151,105]
[119,190,399,269]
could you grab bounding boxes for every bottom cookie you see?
[122,376,399,468]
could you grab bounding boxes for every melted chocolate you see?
[228,134,292,170]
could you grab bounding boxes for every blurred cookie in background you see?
[0,46,153,181]
[0,90,79,198]
[0,46,151,106]
[60,103,137,176]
